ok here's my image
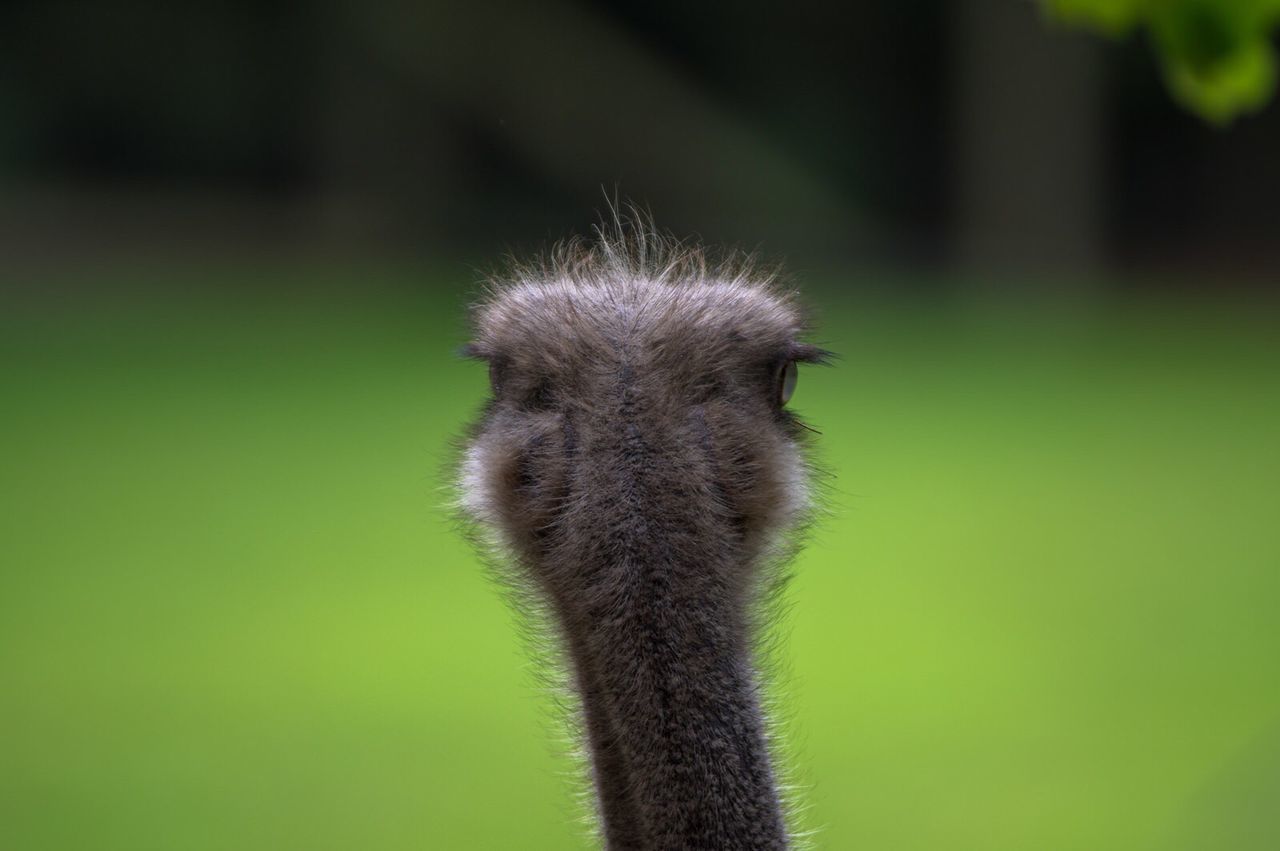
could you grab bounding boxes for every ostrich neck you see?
[549,421,789,850]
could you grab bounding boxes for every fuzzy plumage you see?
[457,219,828,850]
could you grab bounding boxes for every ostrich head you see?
[458,224,827,850]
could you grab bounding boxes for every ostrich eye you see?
[489,361,502,395]
[778,360,798,406]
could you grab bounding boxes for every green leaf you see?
[1041,0,1280,123]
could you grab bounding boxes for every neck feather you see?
[555,523,789,849]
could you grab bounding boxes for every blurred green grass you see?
[1,271,1278,850]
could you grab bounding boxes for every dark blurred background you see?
[2,3,1278,851]
[3,0,1278,284]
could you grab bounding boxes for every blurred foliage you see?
[1044,0,1280,123]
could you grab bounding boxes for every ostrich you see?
[457,221,828,850]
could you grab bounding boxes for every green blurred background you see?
[2,2,1279,849]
